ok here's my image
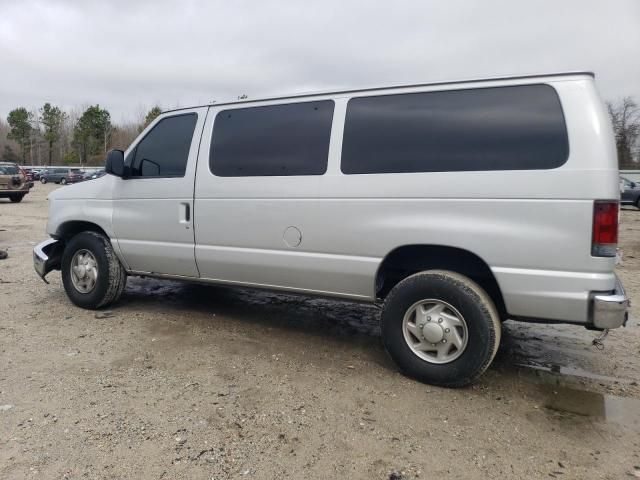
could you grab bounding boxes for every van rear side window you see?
[210,101,334,177]
[341,84,569,174]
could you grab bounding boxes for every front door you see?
[112,107,208,277]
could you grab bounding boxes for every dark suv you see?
[41,168,83,185]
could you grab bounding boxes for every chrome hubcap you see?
[402,299,468,364]
[70,249,98,293]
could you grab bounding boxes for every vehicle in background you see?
[33,72,628,387]
[0,162,31,202]
[40,168,84,185]
[82,169,106,181]
[620,176,640,207]
[21,168,35,182]
[19,167,35,188]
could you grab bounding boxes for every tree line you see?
[0,104,162,166]
[608,97,640,169]
[1,97,639,168]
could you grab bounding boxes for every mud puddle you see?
[515,363,636,385]
[509,362,640,427]
[542,384,640,427]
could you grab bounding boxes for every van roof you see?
[163,71,594,114]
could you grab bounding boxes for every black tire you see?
[381,270,501,387]
[9,194,24,203]
[41,177,47,184]
[61,231,127,309]
[635,198,640,210]
[60,178,67,185]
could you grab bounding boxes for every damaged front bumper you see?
[33,238,63,283]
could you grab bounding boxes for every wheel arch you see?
[375,244,507,319]
[55,220,109,242]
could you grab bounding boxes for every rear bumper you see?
[493,267,629,327]
[591,275,629,329]
[0,187,30,196]
[33,238,63,282]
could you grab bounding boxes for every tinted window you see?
[210,101,334,176]
[129,114,197,177]
[341,84,569,174]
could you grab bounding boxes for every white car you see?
[33,72,628,387]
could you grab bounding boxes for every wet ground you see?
[1,184,640,479]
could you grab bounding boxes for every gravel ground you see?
[1,183,639,479]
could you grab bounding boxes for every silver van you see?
[34,72,629,386]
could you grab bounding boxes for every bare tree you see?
[607,97,640,168]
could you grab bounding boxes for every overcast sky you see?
[1,0,639,124]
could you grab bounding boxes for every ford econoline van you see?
[33,72,629,386]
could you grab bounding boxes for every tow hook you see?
[592,328,609,350]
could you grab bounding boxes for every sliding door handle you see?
[179,202,191,228]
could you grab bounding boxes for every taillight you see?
[592,200,618,257]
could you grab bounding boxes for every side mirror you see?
[105,149,125,177]
[632,182,637,189]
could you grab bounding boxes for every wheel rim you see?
[402,299,469,364]
[70,249,98,293]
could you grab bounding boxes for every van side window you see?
[210,101,334,177]
[341,84,569,174]
[129,114,197,178]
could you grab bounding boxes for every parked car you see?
[620,176,640,207]
[0,162,31,202]
[40,168,84,185]
[21,168,35,182]
[82,169,106,181]
[30,169,44,181]
[33,72,629,387]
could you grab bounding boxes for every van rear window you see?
[341,84,569,174]
[210,101,334,177]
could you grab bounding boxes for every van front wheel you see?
[61,231,127,310]
[381,270,501,387]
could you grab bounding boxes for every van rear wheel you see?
[61,231,127,309]
[381,270,501,387]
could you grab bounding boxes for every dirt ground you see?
[1,183,639,480]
